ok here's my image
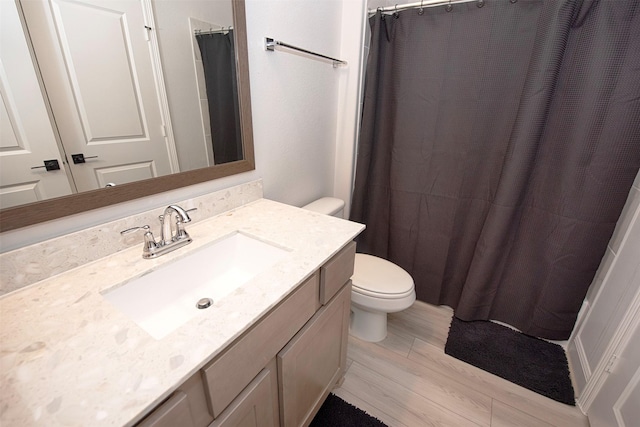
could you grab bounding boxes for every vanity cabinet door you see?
[211,359,279,427]
[277,283,351,427]
[136,392,194,427]
[319,241,355,305]
[203,273,319,417]
[136,372,213,427]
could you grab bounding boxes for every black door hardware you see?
[71,153,98,164]
[31,159,61,171]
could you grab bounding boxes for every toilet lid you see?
[352,254,414,296]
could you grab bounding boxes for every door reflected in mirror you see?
[0,0,249,209]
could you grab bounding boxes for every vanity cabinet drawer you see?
[211,358,279,427]
[320,241,356,305]
[203,272,320,417]
[137,371,212,427]
[277,282,351,426]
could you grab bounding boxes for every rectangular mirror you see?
[0,0,254,233]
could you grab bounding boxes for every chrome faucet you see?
[121,204,196,259]
[160,204,192,245]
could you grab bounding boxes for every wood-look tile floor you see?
[333,301,590,427]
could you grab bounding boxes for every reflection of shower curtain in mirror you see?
[196,31,242,164]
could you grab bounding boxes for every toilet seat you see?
[352,284,415,299]
[351,254,414,298]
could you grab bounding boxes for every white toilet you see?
[302,197,416,342]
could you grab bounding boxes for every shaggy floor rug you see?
[445,317,575,405]
[310,393,388,426]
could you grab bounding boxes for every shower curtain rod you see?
[368,0,482,15]
[195,27,233,36]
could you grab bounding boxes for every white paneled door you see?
[0,0,74,209]
[588,308,640,427]
[21,0,176,192]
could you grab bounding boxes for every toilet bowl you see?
[350,253,416,341]
[302,197,416,342]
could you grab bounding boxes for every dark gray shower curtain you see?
[196,31,242,164]
[350,0,640,339]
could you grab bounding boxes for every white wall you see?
[246,0,339,206]
[0,0,366,251]
[334,0,367,219]
[245,0,364,208]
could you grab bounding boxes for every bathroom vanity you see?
[0,198,364,426]
[138,242,356,427]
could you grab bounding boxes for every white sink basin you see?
[103,232,290,339]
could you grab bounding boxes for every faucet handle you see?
[177,208,197,240]
[121,225,159,256]
[121,224,152,235]
[175,219,194,241]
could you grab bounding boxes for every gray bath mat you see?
[310,393,388,426]
[445,317,575,405]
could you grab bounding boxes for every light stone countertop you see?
[0,199,365,426]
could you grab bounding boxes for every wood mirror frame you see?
[0,0,254,233]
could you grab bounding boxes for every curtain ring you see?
[418,0,424,15]
[446,0,453,12]
[379,7,386,20]
[477,0,485,7]
[510,0,518,3]
[393,4,400,18]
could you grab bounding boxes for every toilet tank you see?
[302,197,345,218]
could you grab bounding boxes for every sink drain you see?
[196,298,213,309]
